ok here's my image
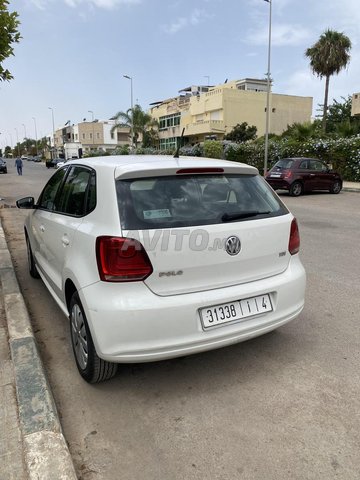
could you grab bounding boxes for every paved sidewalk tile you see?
[0,296,27,480]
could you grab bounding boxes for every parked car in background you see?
[0,158,7,174]
[45,158,63,168]
[33,156,42,163]
[265,157,343,197]
[55,160,66,169]
[17,155,306,383]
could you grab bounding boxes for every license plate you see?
[270,173,281,178]
[200,294,272,329]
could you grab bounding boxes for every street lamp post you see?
[88,110,94,150]
[32,117,39,157]
[14,128,20,157]
[22,123,27,153]
[123,75,134,150]
[48,107,55,159]
[263,0,272,177]
[9,133,13,156]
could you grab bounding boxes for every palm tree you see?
[305,30,351,132]
[111,104,157,148]
[281,121,322,141]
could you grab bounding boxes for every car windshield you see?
[272,159,295,170]
[116,174,288,229]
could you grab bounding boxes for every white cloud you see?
[65,0,140,7]
[28,0,49,9]
[247,23,312,47]
[29,0,140,9]
[162,8,211,34]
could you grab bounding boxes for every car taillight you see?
[288,218,300,255]
[96,236,153,282]
[284,169,293,179]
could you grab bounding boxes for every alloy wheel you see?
[71,303,89,370]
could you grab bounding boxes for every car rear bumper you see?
[266,178,290,190]
[80,255,306,363]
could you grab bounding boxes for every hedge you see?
[112,137,360,182]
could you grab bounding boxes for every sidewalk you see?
[0,220,77,480]
[342,181,360,192]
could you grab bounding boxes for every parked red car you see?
[265,157,342,196]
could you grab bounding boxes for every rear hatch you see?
[116,170,292,296]
[267,158,296,181]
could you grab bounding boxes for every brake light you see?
[96,236,153,282]
[176,168,224,174]
[284,169,293,179]
[288,218,300,255]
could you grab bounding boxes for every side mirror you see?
[16,197,35,209]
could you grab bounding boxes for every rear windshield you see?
[116,174,288,230]
[273,159,295,169]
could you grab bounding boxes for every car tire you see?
[4,168,7,174]
[289,181,303,197]
[26,236,40,279]
[69,292,118,383]
[329,180,342,194]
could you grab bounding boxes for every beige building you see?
[53,120,130,156]
[351,92,360,116]
[149,78,313,149]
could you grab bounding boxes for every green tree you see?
[224,122,257,142]
[111,104,157,148]
[0,0,21,82]
[204,140,223,159]
[4,145,11,156]
[305,29,351,131]
[281,120,322,141]
[325,96,360,135]
[142,127,159,148]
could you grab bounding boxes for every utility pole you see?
[123,75,134,149]
[263,0,272,177]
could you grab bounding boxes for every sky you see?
[1,0,360,148]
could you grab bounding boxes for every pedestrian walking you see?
[15,157,23,176]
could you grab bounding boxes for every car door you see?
[43,165,95,302]
[297,159,312,191]
[31,168,68,284]
[308,159,331,191]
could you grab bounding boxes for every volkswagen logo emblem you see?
[225,236,241,256]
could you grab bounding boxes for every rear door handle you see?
[62,235,70,246]
[40,225,45,232]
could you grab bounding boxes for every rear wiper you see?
[221,211,270,222]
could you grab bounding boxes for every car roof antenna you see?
[173,128,185,160]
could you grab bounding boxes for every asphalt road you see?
[1,160,359,480]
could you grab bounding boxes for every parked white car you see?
[17,155,306,383]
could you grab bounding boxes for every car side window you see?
[299,160,308,169]
[309,160,323,171]
[86,170,96,213]
[38,168,67,211]
[56,166,94,217]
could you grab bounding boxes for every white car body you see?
[19,155,306,382]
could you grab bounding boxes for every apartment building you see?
[53,119,130,156]
[351,92,360,116]
[149,78,313,149]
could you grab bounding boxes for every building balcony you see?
[184,120,225,136]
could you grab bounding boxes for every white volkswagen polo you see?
[17,155,306,383]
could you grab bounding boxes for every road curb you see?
[342,187,360,193]
[0,220,77,479]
